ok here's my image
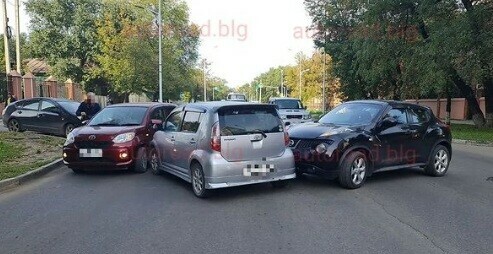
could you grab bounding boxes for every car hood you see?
[73,125,142,138]
[288,122,363,139]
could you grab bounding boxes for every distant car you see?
[268,97,313,126]
[226,93,247,102]
[149,102,296,198]
[62,103,176,173]
[288,100,452,189]
[2,97,83,137]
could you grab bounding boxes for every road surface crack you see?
[368,197,448,254]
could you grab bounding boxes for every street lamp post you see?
[299,68,309,100]
[135,2,163,102]
[157,0,162,102]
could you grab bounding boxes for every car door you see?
[160,111,184,170]
[38,100,65,134]
[406,106,432,164]
[14,99,40,130]
[173,111,202,173]
[376,107,414,168]
[149,106,175,138]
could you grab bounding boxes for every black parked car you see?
[2,98,83,137]
[288,100,452,189]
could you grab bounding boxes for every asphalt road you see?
[1,144,492,254]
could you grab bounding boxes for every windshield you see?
[88,106,148,126]
[227,94,246,101]
[218,106,283,136]
[319,103,383,126]
[272,99,303,109]
[57,101,80,115]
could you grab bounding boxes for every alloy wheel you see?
[434,149,449,173]
[192,166,204,194]
[351,157,366,185]
[150,151,159,173]
[8,120,19,132]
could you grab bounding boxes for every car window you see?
[151,107,167,122]
[386,108,408,124]
[21,100,40,110]
[181,112,202,133]
[40,101,60,113]
[408,107,429,124]
[58,101,79,115]
[218,106,283,136]
[165,111,183,132]
[88,106,148,126]
[319,103,383,125]
[272,99,303,109]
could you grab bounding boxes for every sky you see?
[4,0,317,88]
[185,0,317,87]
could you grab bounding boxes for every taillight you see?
[284,131,290,147]
[211,122,221,152]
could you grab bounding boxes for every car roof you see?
[178,101,273,112]
[344,100,427,109]
[106,102,176,108]
[15,97,79,103]
[269,97,300,101]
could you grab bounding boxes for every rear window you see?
[58,101,80,115]
[218,106,283,136]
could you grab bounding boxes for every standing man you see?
[4,92,17,107]
[76,92,101,121]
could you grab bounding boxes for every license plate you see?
[243,164,276,177]
[79,149,103,158]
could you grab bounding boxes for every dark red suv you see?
[63,103,176,173]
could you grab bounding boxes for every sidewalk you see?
[449,120,475,125]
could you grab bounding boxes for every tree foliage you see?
[305,0,493,126]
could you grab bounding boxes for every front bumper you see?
[63,144,136,170]
[204,149,296,189]
[292,144,342,178]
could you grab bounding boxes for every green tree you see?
[25,0,102,84]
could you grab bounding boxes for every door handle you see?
[17,110,22,114]
[170,136,175,142]
[189,139,196,144]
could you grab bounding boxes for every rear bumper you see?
[204,149,296,189]
[63,145,136,170]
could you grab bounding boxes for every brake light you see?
[284,131,290,147]
[211,122,221,152]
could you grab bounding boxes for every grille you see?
[75,141,112,149]
[286,115,302,119]
[290,139,333,149]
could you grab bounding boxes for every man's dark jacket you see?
[76,102,101,120]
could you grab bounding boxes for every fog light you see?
[315,143,328,154]
[120,152,129,159]
[63,152,67,158]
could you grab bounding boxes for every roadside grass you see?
[451,124,493,143]
[0,132,65,181]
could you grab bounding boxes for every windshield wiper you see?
[90,122,120,127]
[119,123,140,126]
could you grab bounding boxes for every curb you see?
[452,139,493,147]
[0,159,64,193]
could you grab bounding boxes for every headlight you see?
[302,114,311,120]
[64,132,75,146]
[315,143,328,154]
[113,132,135,143]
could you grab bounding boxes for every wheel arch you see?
[339,145,374,173]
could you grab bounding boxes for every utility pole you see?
[280,68,284,97]
[157,0,163,102]
[202,59,207,101]
[2,0,10,74]
[14,0,20,73]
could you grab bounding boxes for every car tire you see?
[64,123,75,137]
[8,118,23,132]
[271,180,289,188]
[132,147,148,173]
[338,151,368,189]
[149,148,162,175]
[191,163,210,198]
[71,168,84,174]
[424,145,450,177]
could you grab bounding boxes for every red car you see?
[63,103,176,173]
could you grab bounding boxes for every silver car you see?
[149,102,296,198]
[268,97,313,126]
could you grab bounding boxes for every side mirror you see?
[379,116,398,129]
[150,119,162,130]
[304,106,307,110]
[81,120,89,125]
